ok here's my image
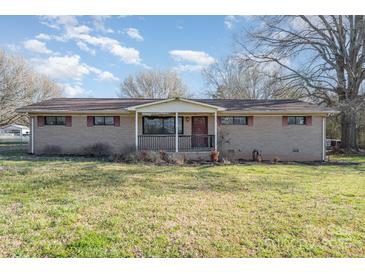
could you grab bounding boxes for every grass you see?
[0,145,364,257]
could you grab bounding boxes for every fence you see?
[0,134,29,144]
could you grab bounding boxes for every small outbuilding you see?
[0,124,30,136]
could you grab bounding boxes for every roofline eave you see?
[126,97,226,111]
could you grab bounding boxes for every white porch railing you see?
[138,135,215,151]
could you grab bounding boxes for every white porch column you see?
[135,111,138,151]
[175,112,179,152]
[214,111,218,150]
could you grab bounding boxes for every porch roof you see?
[16,97,337,114]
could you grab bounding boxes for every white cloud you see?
[92,16,114,33]
[224,15,249,30]
[39,16,143,65]
[76,41,96,55]
[125,28,144,42]
[97,71,119,81]
[39,19,60,30]
[169,50,215,66]
[33,55,89,81]
[72,25,92,35]
[62,83,85,97]
[35,33,66,42]
[23,39,53,54]
[224,16,239,29]
[32,54,119,83]
[87,66,119,81]
[169,50,215,73]
[50,15,78,27]
[76,34,142,64]
[35,33,51,40]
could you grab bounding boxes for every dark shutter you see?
[66,116,72,127]
[247,116,254,127]
[87,116,93,127]
[37,116,44,127]
[114,116,120,127]
[306,116,312,126]
[217,116,221,126]
[282,116,288,127]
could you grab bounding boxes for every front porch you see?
[127,98,224,152]
[138,134,215,151]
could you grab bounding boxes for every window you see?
[143,116,183,134]
[221,116,247,125]
[288,116,306,125]
[93,116,115,126]
[44,116,66,125]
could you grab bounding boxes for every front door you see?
[192,116,208,147]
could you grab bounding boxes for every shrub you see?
[170,153,186,165]
[136,150,162,163]
[273,156,280,163]
[111,145,137,162]
[82,143,111,157]
[42,145,62,155]
[159,150,170,162]
[120,145,135,155]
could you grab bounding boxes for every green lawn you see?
[0,146,364,257]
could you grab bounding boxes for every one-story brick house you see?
[17,97,336,161]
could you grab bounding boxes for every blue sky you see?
[0,16,245,98]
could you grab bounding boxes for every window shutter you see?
[247,116,254,127]
[282,116,288,127]
[217,116,221,126]
[37,116,44,127]
[66,116,72,127]
[306,116,312,126]
[87,116,93,127]
[114,116,120,127]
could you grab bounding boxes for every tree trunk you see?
[340,111,359,153]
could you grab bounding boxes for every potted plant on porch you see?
[210,149,220,162]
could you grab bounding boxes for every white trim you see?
[218,112,335,116]
[175,112,178,152]
[322,116,326,161]
[128,98,175,110]
[214,111,217,150]
[126,97,226,111]
[31,116,34,154]
[18,110,337,115]
[135,111,138,151]
[17,110,129,114]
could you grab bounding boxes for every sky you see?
[0,16,247,98]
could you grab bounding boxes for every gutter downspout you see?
[31,116,34,154]
[322,116,326,161]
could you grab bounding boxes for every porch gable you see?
[127,98,225,113]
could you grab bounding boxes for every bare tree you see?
[0,49,61,127]
[202,56,295,99]
[119,69,190,99]
[236,16,365,152]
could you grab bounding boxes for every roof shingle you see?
[16,98,336,114]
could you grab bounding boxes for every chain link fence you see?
[0,134,29,144]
